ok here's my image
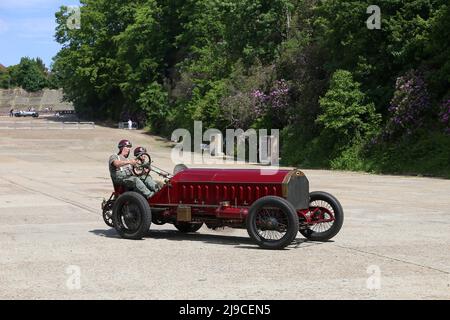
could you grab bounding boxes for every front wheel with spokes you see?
[299,191,344,241]
[246,196,299,249]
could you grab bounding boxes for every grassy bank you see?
[282,130,450,179]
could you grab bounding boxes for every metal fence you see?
[118,122,138,130]
[0,121,95,130]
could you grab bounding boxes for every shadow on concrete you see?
[148,229,257,248]
[39,114,80,123]
[89,227,324,250]
[89,228,121,239]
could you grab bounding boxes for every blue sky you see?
[0,0,80,68]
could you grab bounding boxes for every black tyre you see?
[112,191,151,239]
[174,221,203,233]
[246,196,299,249]
[299,191,344,241]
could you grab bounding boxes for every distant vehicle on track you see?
[13,110,39,118]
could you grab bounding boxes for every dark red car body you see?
[104,165,344,249]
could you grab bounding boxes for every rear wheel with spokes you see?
[299,191,344,241]
[247,196,299,249]
[102,199,115,227]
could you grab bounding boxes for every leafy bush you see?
[189,80,229,130]
[330,138,369,172]
[367,130,450,178]
[316,70,381,153]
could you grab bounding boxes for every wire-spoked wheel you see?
[112,191,152,239]
[299,191,344,241]
[246,196,299,249]
[102,199,115,227]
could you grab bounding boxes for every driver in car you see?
[108,140,155,199]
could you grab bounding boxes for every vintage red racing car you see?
[102,153,344,249]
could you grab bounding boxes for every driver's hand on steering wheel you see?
[128,159,139,166]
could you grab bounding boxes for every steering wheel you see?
[132,153,152,176]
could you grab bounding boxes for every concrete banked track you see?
[0,116,449,299]
[0,88,74,114]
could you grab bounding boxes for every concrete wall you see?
[0,88,74,113]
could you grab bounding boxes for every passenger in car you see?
[133,146,164,192]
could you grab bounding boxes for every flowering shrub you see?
[384,70,431,138]
[439,99,450,134]
[251,89,266,117]
[250,79,290,125]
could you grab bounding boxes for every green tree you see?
[9,57,48,92]
[425,3,450,100]
[317,70,381,150]
[53,0,172,120]
[137,81,169,131]
[313,0,446,112]
[0,65,10,89]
